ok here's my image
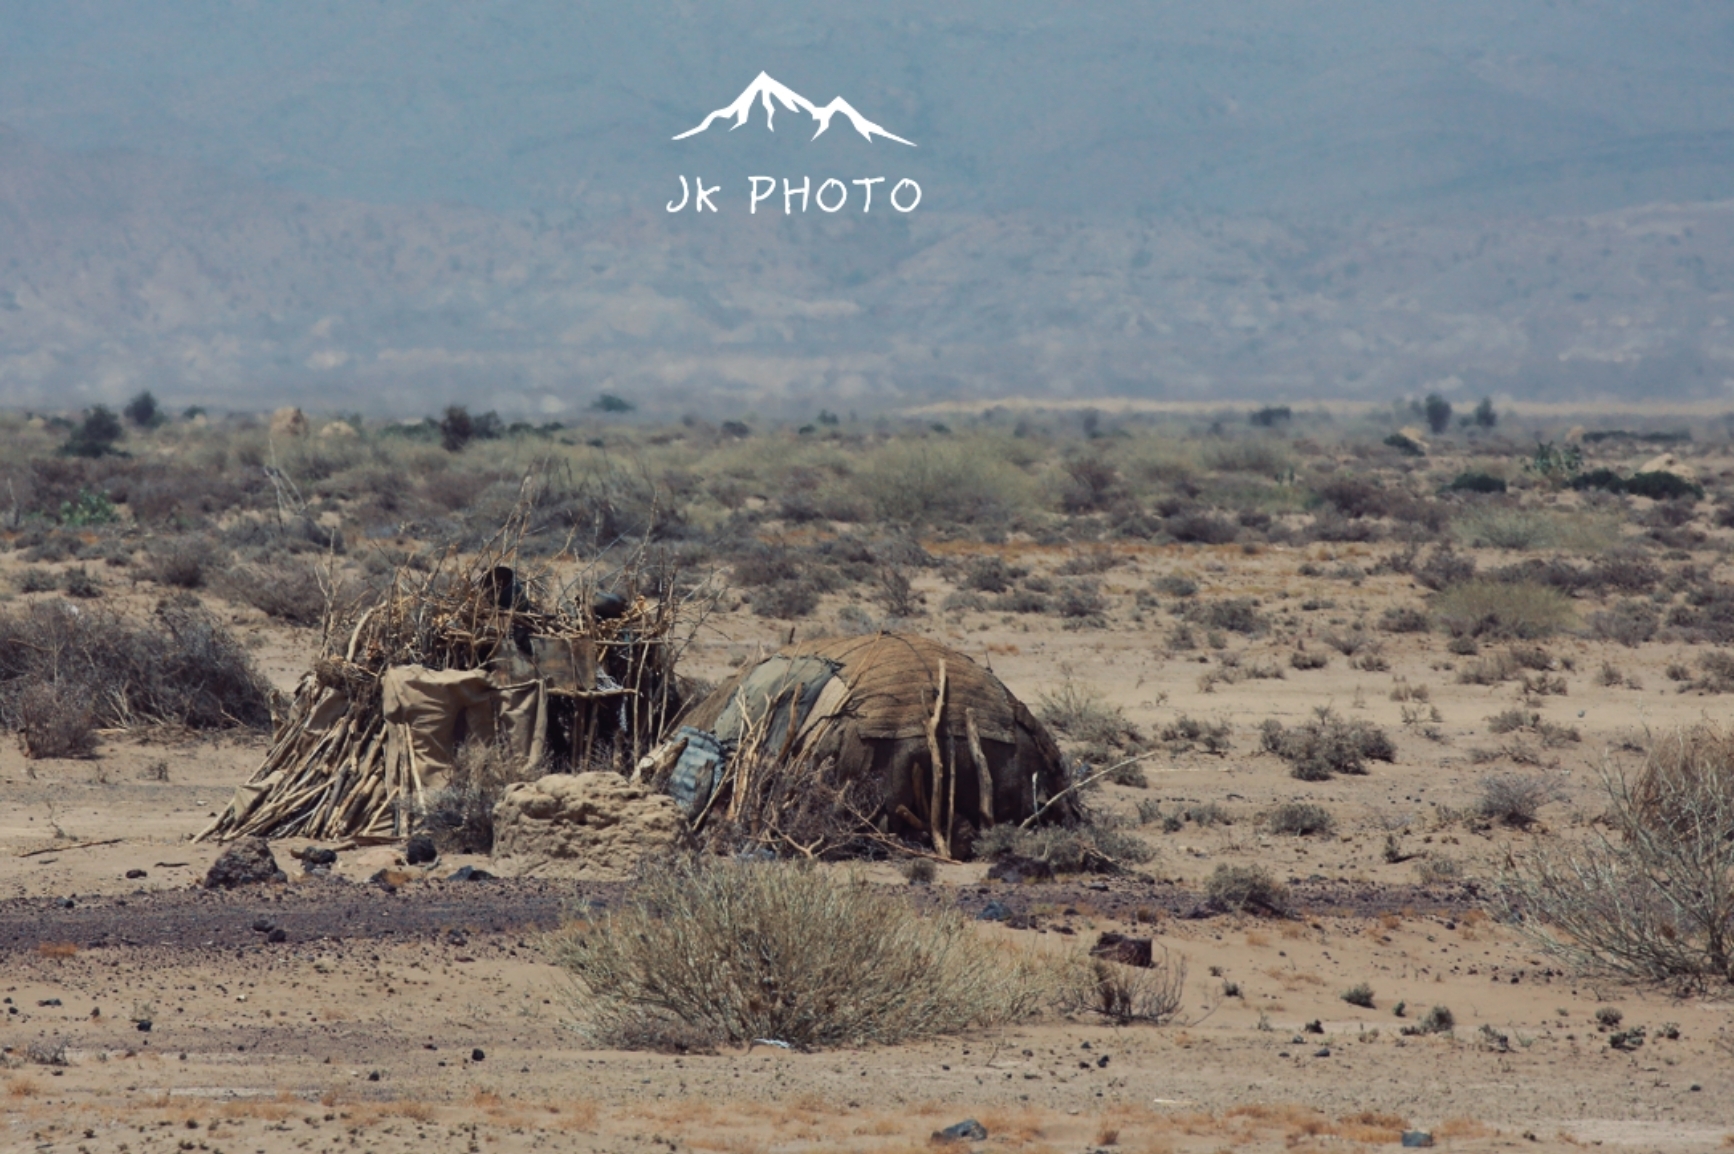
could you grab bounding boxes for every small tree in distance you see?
[593,393,635,414]
[60,406,125,458]
[440,405,475,452]
[123,390,164,428]
[1473,396,1498,428]
[1424,394,1453,435]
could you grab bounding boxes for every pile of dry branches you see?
[199,502,687,842]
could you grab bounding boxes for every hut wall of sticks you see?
[200,520,686,843]
[640,634,1078,861]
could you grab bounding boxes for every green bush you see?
[60,406,125,458]
[1433,580,1574,640]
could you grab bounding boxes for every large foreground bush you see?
[551,861,1042,1049]
[1506,725,1734,990]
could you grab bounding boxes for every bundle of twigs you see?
[198,497,685,842]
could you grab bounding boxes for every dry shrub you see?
[145,536,221,589]
[974,821,1154,872]
[1506,725,1734,989]
[1589,600,1660,647]
[856,438,1033,526]
[0,597,270,734]
[1184,597,1267,635]
[1267,802,1335,836]
[1476,773,1564,828]
[1682,652,1734,694]
[1037,681,1144,753]
[1055,953,1186,1024]
[1433,580,1574,640]
[14,683,98,759]
[1206,864,1288,915]
[419,740,546,853]
[220,557,329,626]
[550,861,1041,1049]
[1259,710,1395,780]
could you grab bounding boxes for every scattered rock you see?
[986,855,1054,884]
[404,834,438,866]
[932,1119,988,1143]
[136,1020,152,1032]
[251,918,276,934]
[302,847,338,869]
[1312,1047,1330,1058]
[491,773,685,878]
[124,869,147,880]
[1401,1132,1434,1148]
[203,839,286,889]
[1090,932,1154,968]
[447,865,495,882]
[265,928,287,944]
[1303,1019,1324,1034]
[369,869,415,891]
[976,900,1013,922]
[471,1048,485,1062]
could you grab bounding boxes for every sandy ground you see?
[3,538,1734,1154]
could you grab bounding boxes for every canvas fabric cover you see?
[669,633,1071,834]
[380,664,546,803]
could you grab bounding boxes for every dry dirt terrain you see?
[2,409,1733,1153]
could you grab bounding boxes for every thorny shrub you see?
[1506,725,1734,990]
[550,860,1045,1050]
[1259,710,1396,780]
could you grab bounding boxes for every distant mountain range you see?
[0,1,1731,413]
[2,121,1731,416]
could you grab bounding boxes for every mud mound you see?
[493,772,685,878]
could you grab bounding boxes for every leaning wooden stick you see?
[924,661,950,859]
[965,707,994,829]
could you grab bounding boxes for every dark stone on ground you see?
[1401,1132,1434,1148]
[125,869,147,880]
[1304,1019,1324,1034]
[975,900,1012,922]
[1090,932,1154,968]
[251,918,275,933]
[137,1020,152,1032]
[448,865,495,882]
[302,848,338,868]
[933,1119,988,1143]
[1313,1047,1330,1058]
[405,835,437,865]
[265,927,287,943]
[471,1048,485,1062]
[203,839,286,889]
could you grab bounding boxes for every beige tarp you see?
[379,665,546,808]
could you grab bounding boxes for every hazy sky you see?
[4,1,1732,218]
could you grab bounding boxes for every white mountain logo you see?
[674,71,915,146]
